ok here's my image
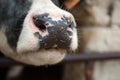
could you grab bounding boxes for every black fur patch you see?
[0,0,32,50]
[52,0,61,7]
[52,0,67,10]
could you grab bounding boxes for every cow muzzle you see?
[32,13,74,50]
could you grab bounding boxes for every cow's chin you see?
[10,49,66,66]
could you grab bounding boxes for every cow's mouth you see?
[21,48,67,54]
[11,48,66,66]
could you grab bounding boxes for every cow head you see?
[0,0,78,66]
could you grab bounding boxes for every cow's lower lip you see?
[11,49,66,66]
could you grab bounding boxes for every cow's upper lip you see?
[18,48,67,55]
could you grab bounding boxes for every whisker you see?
[60,4,64,9]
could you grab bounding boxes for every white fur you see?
[70,28,78,51]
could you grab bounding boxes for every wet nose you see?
[33,14,75,49]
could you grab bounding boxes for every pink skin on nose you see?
[29,15,49,37]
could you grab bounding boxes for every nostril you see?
[67,21,75,29]
[67,21,74,36]
[33,16,46,32]
[62,16,74,29]
[67,30,73,36]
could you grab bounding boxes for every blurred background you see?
[65,0,120,80]
[1,0,120,80]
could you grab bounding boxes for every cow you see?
[0,0,79,66]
